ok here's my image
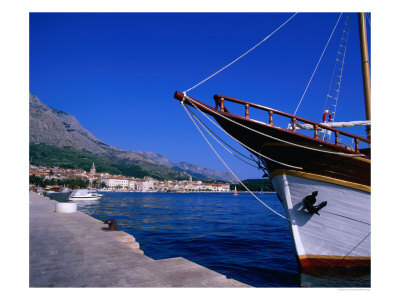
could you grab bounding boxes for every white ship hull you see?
[69,196,102,201]
[68,189,103,201]
[270,170,370,268]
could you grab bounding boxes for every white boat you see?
[45,187,70,194]
[69,189,103,201]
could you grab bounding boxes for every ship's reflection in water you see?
[300,266,371,287]
[46,191,370,287]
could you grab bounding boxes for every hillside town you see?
[29,163,231,193]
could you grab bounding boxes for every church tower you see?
[90,162,96,175]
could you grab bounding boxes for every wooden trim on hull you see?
[173,91,370,156]
[299,254,370,268]
[173,91,371,186]
[270,169,370,193]
[214,115,371,186]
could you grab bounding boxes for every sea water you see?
[49,192,370,287]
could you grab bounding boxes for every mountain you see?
[29,93,235,182]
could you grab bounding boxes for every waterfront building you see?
[100,175,130,189]
[128,179,136,190]
[133,177,156,192]
[72,169,87,177]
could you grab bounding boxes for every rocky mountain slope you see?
[29,93,234,182]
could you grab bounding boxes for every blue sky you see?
[29,12,371,180]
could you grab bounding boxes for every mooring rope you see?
[184,13,298,94]
[181,101,290,221]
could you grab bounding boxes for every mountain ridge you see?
[29,93,235,182]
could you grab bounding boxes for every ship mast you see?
[358,12,371,140]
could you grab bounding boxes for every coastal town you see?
[29,163,231,193]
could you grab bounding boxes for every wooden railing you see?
[213,94,370,152]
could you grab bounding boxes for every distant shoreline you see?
[43,190,276,194]
[95,190,277,194]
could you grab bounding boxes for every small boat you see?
[69,189,103,201]
[260,189,263,195]
[234,185,238,196]
[46,187,70,194]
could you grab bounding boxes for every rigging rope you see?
[366,13,371,27]
[177,13,370,227]
[184,13,298,94]
[181,101,290,221]
[183,100,370,225]
[321,14,351,142]
[293,13,343,116]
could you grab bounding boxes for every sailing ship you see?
[173,13,370,269]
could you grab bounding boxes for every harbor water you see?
[48,192,370,287]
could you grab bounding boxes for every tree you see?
[30,175,44,187]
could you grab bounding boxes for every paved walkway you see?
[29,191,249,287]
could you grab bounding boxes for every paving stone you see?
[29,191,249,287]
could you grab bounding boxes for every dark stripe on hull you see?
[300,256,370,268]
[214,115,370,186]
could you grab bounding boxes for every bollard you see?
[104,219,120,231]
